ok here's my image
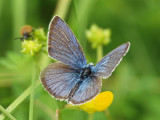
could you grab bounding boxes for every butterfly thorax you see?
[80,64,94,79]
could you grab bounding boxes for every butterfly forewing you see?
[41,62,80,100]
[94,42,130,78]
[48,16,87,69]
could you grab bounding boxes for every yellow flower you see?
[33,28,47,42]
[21,40,42,56]
[79,91,113,114]
[86,24,111,48]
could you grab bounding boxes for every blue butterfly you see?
[40,16,130,105]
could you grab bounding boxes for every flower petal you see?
[79,91,113,114]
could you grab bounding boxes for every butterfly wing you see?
[40,62,80,100]
[48,16,87,69]
[94,42,130,78]
[69,76,102,104]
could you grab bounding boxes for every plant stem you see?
[73,0,80,39]
[0,0,3,17]
[12,0,26,51]
[56,109,61,120]
[97,45,113,120]
[29,61,36,120]
[0,105,16,120]
[0,80,40,120]
[35,100,56,120]
[88,114,93,120]
[54,0,71,19]
[97,45,103,62]
[69,0,97,50]
[104,109,112,120]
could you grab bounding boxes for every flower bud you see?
[86,24,111,48]
[21,40,42,56]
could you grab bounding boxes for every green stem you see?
[88,113,93,120]
[0,80,40,120]
[97,45,103,62]
[35,100,56,120]
[29,61,36,120]
[12,0,26,51]
[97,46,112,120]
[97,45,113,120]
[104,109,112,120]
[0,105,16,120]
[0,0,3,17]
[54,0,71,19]
[69,0,97,50]
[73,0,80,39]
[56,109,61,120]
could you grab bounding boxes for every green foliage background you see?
[0,0,160,120]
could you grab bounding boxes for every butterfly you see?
[40,16,130,105]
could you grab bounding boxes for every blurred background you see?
[0,0,160,120]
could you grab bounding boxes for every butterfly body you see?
[41,16,130,105]
[80,64,94,79]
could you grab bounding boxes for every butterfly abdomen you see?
[68,66,95,102]
[68,80,83,101]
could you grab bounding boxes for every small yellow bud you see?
[33,28,47,42]
[86,24,111,48]
[21,40,42,56]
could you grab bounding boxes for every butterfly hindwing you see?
[40,62,80,100]
[48,16,87,69]
[69,76,102,104]
[94,42,130,78]
[40,62,101,104]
